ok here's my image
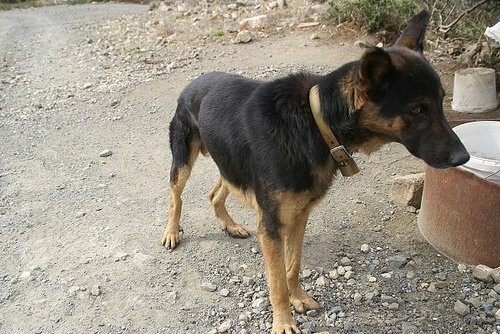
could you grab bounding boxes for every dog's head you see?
[354,10,469,168]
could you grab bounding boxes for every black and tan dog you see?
[162,10,469,334]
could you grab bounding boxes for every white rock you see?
[201,282,217,292]
[360,244,370,253]
[315,275,328,286]
[236,30,252,43]
[302,269,312,278]
[344,271,353,279]
[99,149,113,157]
[239,15,268,29]
[328,269,339,279]
[472,264,493,282]
[495,309,500,320]
[220,288,230,297]
[218,320,232,333]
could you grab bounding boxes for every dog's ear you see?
[393,10,430,53]
[358,47,394,101]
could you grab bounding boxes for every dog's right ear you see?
[358,47,394,102]
[393,10,430,53]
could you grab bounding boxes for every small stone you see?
[310,33,320,40]
[110,100,119,107]
[337,266,346,276]
[315,275,328,286]
[82,82,92,89]
[242,276,254,285]
[340,257,351,265]
[68,286,80,296]
[99,149,113,157]
[344,271,353,279]
[75,211,86,218]
[454,300,470,316]
[457,263,467,273]
[387,254,410,269]
[218,320,232,333]
[302,269,312,278]
[328,269,339,279]
[353,292,362,304]
[252,297,269,311]
[401,322,419,334]
[201,282,217,292]
[220,288,230,297]
[381,272,392,279]
[473,264,493,283]
[19,271,31,279]
[251,247,259,254]
[360,244,370,253]
[389,173,425,208]
[493,283,500,294]
[376,42,383,48]
[368,276,377,283]
[495,309,500,320]
[236,30,252,43]
[427,282,437,293]
[387,302,399,310]
[167,291,178,301]
[90,284,101,296]
[306,309,318,317]
[465,297,481,308]
[490,267,500,283]
[114,252,129,261]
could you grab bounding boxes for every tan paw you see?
[161,227,181,249]
[290,291,320,314]
[271,321,301,334]
[224,224,251,238]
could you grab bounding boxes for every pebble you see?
[495,309,500,320]
[242,276,254,285]
[340,257,351,265]
[201,282,217,292]
[75,211,86,218]
[315,275,328,286]
[90,284,101,296]
[387,255,409,269]
[309,33,320,40]
[491,267,500,283]
[218,320,232,333]
[381,272,392,279]
[387,302,399,310]
[360,244,370,253]
[306,309,318,317]
[344,271,353,279]
[473,265,493,283]
[302,269,312,278]
[401,322,419,334]
[236,30,252,43]
[328,269,339,279]
[114,252,129,261]
[454,300,470,316]
[239,15,268,29]
[252,297,269,311]
[494,283,500,294]
[337,266,346,276]
[219,288,230,297]
[99,149,113,157]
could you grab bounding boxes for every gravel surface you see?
[0,2,499,334]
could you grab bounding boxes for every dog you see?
[161,10,469,334]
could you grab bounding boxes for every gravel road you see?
[0,3,499,334]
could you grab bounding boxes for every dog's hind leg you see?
[208,178,250,238]
[162,113,202,249]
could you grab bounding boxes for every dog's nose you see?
[448,149,470,167]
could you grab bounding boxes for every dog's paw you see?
[290,291,320,314]
[271,322,301,334]
[224,224,250,239]
[161,228,180,250]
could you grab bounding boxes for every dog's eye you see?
[410,106,422,115]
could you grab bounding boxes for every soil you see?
[0,3,499,334]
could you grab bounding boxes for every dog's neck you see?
[315,62,389,155]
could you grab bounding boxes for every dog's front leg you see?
[258,225,301,334]
[284,210,320,313]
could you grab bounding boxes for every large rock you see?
[236,30,252,43]
[389,173,425,208]
[239,15,268,29]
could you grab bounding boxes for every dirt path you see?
[0,4,498,334]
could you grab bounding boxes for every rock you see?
[495,309,500,320]
[110,99,120,107]
[401,322,419,334]
[389,173,425,208]
[167,291,178,301]
[220,288,230,297]
[236,30,252,44]
[306,309,318,317]
[473,264,493,283]
[201,282,217,292]
[302,269,312,278]
[114,252,129,261]
[252,297,269,311]
[387,254,410,269]
[242,276,254,285]
[381,272,392,279]
[310,33,320,40]
[90,284,101,296]
[340,257,351,265]
[239,15,268,29]
[99,149,113,157]
[494,283,500,294]
[427,282,437,293]
[82,82,92,89]
[19,271,31,279]
[337,266,346,276]
[218,320,232,333]
[75,211,86,218]
[387,302,399,310]
[223,20,238,33]
[353,292,362,304]
[491,267,500,283]
[344,271,353,279]
[315,275,328,286]
[360,244,370,253]
[454,300,470,316]
[328,269,339,279]
[465,297,481,309]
